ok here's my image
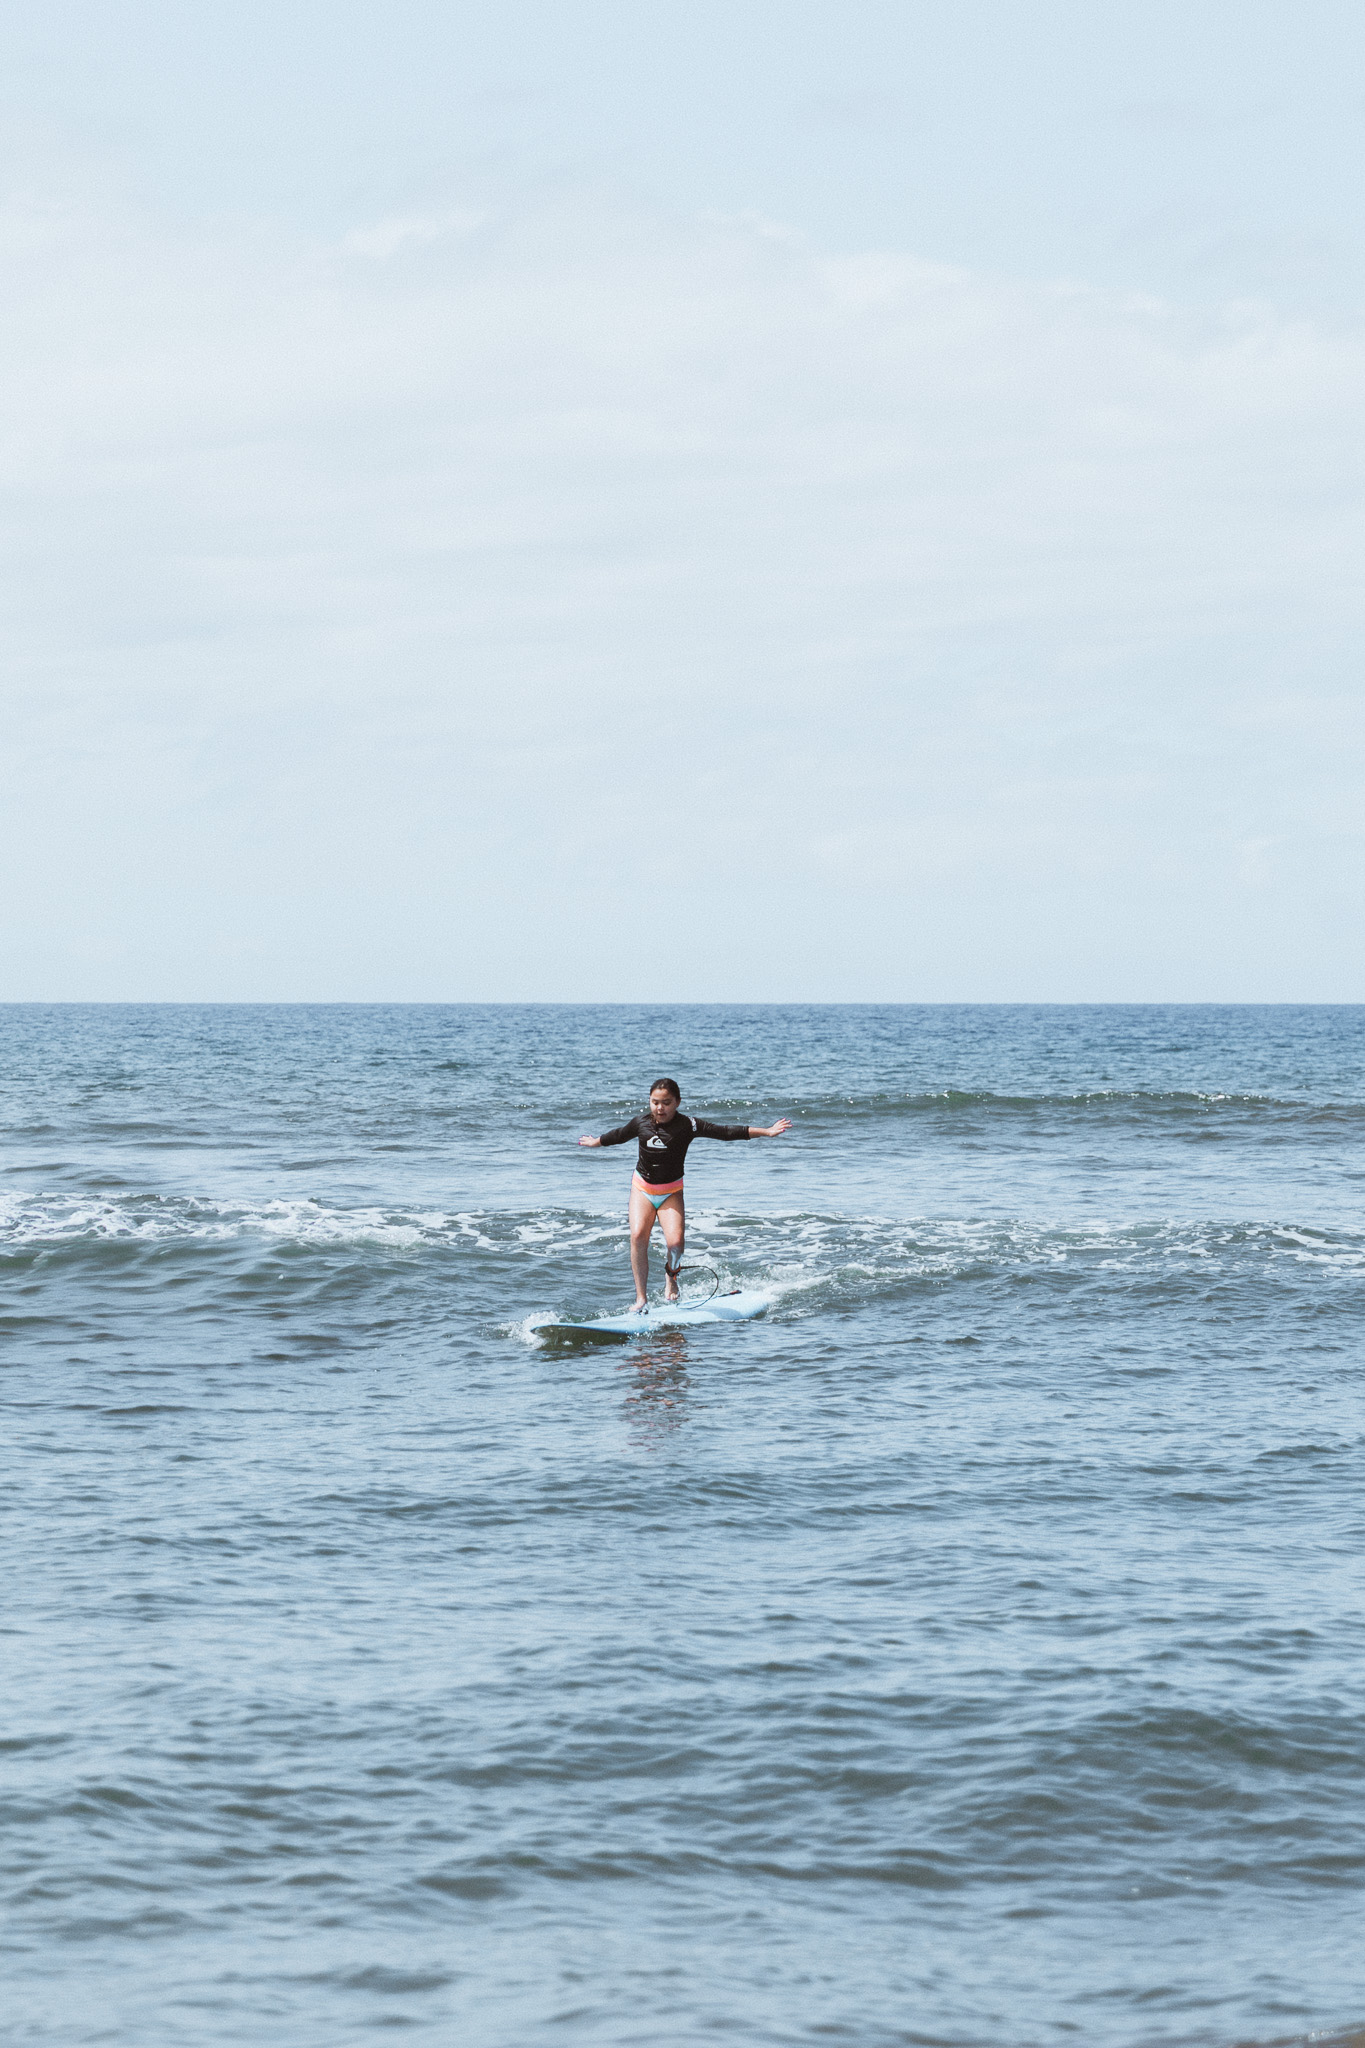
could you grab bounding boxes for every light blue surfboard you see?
[530,1290,770,1344]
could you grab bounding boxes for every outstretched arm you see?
[579,1116,640,1149]
[693,1115,793,1141]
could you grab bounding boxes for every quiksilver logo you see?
[647,1135,667,1147]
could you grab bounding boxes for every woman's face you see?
[649,1088,679,1123]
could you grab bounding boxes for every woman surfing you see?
[579,1078,791,1312]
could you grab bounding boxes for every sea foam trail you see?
[5,1188,1363,1275]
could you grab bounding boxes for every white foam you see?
[5,1194,1363,1292]
[0,1190,455,1251]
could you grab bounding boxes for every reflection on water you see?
[619,1329,692,1439]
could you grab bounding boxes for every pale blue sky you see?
[4,3,1364,998]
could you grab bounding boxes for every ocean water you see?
[3,1002,1365,2048]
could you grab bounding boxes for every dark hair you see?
[649,1077,681,1102]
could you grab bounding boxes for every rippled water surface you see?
[3,1004,1364,2047]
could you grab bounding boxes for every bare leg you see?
[628,1185,657,1308]
[657,1194,685,1301]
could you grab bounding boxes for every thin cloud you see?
[3,176,1364,996]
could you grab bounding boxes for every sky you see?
[3,1,1364,1001]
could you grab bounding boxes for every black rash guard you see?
[599,1111,750,1185]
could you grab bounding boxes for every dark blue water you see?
[3,1005,1365,2048]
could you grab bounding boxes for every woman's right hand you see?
[578,1135,601,1147]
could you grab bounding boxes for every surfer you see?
[579,1078,791,1311]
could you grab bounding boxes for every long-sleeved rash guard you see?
[599,1111,750,1185]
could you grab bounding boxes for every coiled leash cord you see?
[662,1252,720,1304]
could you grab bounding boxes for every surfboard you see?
[529,1290,770,1344]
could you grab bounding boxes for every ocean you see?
[3,1002,1364,2048]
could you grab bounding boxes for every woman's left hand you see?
[763,1118,792,1137]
